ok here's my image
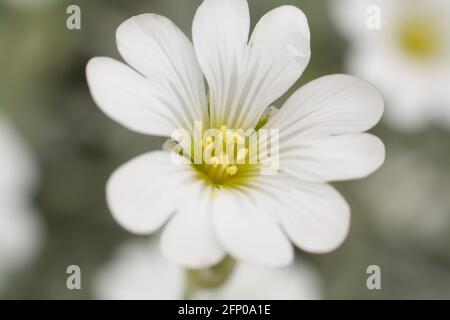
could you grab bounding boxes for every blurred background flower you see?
[1,0,450,299]
[0,115,42,294]
[93,238,322,300]
[93,239,185,300]
[331,0,450,131]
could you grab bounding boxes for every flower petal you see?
[192,0,250,128]
[161,181,226,269]
[116,13,208,132]
[106,151,195,235]
[87,57,180,136]
[264,75,384,182]
[281,133,385,182]
[211,188,293,267]
[267,74,384,138]
[193,1,311,130]
[0,116,37,193]
[236,5,310,129]
[248,174,350,253]
[0,202,42,272]
[280,182,350,253]
[93,240,184,300]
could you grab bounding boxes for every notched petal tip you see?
[279,182,351,254]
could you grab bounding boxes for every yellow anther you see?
[226,165,238,176]
[210,157,220,168]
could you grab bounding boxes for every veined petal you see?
[281,133,385,182]
[267,74,384,138]
[247,174,350,253]
[116,14,208,133]
[192,0,250,128]
[264,75,384,182]
[161,181,226,269]
[106,151,195,235]
[193,1,311,130]
[87,57,181,136]
[235,5,310,129]
[211,188,293,267]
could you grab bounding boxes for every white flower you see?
[0,115,42,291]
[87,0,384,268]
[331,0,450,130]
[93,240,322,300]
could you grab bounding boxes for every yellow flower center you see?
[193,125,258,187]
[396,16,442,59]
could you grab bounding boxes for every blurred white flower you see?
[94,240,322,300]
[93,241,184,300]
[87,0,384,268]
[191,262,322,300]
[0,115,42,291]
[331,0,450,130]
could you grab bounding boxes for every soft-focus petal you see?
[94,240,184,300]
[0,202,42,275]
[330,0,393,40]
[211,188,293,267]
[0,115,42,291]
[116,14,208,132]
[247,174,350,253]
[106,151,195,235]
[161,181,225,268]
[0,116,37,192]
[332,0,450,130]
[281,133,385,182]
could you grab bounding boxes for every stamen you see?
[226,165,238,176]
[194,127,258,186]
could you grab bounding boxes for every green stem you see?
[183,256,236,299]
